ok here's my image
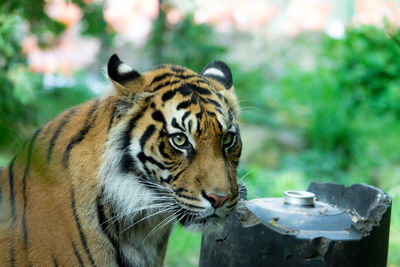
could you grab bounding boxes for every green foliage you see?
[272,27,400,174]
[80,3,115,48]
[0,0,98,160]
[322,26,400,115]
[147,12,227,72]
[1,0,66,40]
[241,26,400,265]
[0,10,41,152]
[232,66,278,126]
[165,225,201,267]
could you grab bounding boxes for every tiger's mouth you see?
[177,210,227,232]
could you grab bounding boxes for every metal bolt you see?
[284,190,316,206]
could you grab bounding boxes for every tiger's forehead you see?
[144,65,225,92]
[144,65,233,134]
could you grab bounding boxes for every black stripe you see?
[188,120,193,133]
[178,74,199,80]
[152,110,166,130]
[22,128,42,247]
[215,108,224,116]
[120,153,137,174]
[179,202,205,209]
[9,242,15,267]
[177,100,192,110]
[107,104,117,133]
[196,79,213,87]
[165,175,173,182]
[52,254,59,267]
[140,125,156,149]
[8,157,16,221]
[96,197,126,266]
[158,142,170,159]
[216,121,223,133]
[196,111,203,120]
[161,84,194,102]
[119,106,148,173]
[177,84,193,96]
[207,98,222,108]
[42,121,53,138]
[137,152,167,170]
[222,96,231,117]
[171,65,185,73]
[171,118,184,132]
[169,169,185,183]
[190,94,198,105]
[196,121,202,136]
[63,100,99,169]
[153,80,180,92]
[190,84,212,95]
[176,193,199,201]
[227,107,234,122]
[207,111,216,117]
[47,108,77,163]
[161,89,178,102]
[121,106,148,150]
[197,95,208,104]
[143,162,163,180]
[181,111,190,126]
[174,187,186,194]
[97,197,111,235]
[226,199,238,209]
[150,73,173,86]
[71,240,84,267]
[70,187,97,266]
[196,105,204,136]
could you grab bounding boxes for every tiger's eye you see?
[172,134,187,147]
[222,132,235,148]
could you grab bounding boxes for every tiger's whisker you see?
[102,202,175,230]
[142,211,179,243]
[121,206,178,234]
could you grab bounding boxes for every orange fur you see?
[0,57,241,266]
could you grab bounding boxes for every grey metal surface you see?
[199,182,392,267]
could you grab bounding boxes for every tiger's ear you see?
[107,54,143,95]
[201,60,233,90]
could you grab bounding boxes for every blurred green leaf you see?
[147,12,227,71]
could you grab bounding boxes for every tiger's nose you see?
[202,191,231,208]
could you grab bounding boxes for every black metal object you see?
[199,182,392,267]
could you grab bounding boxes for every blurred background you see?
[1,0,400,266]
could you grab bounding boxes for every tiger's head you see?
[100,54,242,233]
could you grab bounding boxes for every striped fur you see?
[0,55,242,266]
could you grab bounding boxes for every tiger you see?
[0,54,242,266]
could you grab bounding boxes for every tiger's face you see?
[101,55,241,233]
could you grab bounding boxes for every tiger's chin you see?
[182,215,227,234]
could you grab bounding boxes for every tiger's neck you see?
[98,200,173,267]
